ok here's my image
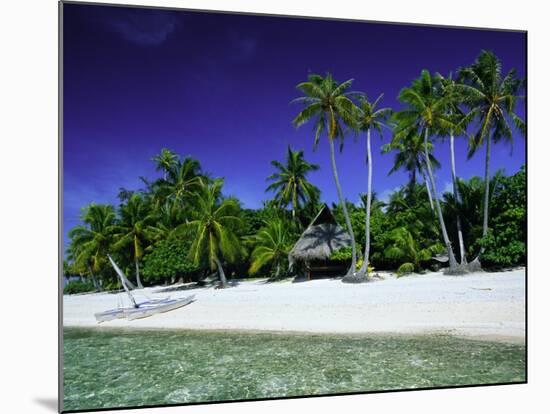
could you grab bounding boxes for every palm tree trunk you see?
[423,128,459,273]
[359,129,373,276]
[450,133,467,265]
[469,136,492,271]
[420,167,435,211]
[87,265,101,291]
[328,138,357,275]
[135,259,144,289]
[481,136,491,247]
[214,257,228,288]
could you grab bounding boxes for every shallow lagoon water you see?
[63,328,525,411]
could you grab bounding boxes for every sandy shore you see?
[63,268,525,343]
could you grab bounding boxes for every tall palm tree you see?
[182,179,244,288]
[113,194,160,288]
[67,204,117,290]
[435,72,475,265]
[151,148,179,180]
[394,69,462,274]
[457,50,525,268]
[292,73,359,277]
[266,146,320,219]
[382,131,440,210]
[248,219,292,278]
[354,94,392,276]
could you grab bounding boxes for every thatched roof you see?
[288,204,352,266]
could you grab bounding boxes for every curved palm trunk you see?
[420,166,435,212]
[135,259,144,289]
[214,257,228,288]
[450,133,467,265]
[423,128,459,273]
[359,129,373,276]
[328,138,357,275]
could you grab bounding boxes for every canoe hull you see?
[94,296,184,323]
[124,296,195,321]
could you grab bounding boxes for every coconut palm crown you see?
[266,146,320,219]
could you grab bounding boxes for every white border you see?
[2,1,548,413]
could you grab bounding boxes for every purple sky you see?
[62,3,526,250]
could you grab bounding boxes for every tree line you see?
[64,50,525,292]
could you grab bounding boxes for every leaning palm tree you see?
[292,73,359,277]
[113,194,160,288]
[182,179,244,288]
[248,219,292,278]
[456,50,525,269]
[354,94,392,276]
[67,203,117,290]
[266,146,320,219]
[382,131,440,210]
[151,148,179,180]
[394,69,462,274]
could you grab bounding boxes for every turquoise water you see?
[63,328,525,411]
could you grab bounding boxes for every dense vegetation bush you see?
[396,262,415,276]
[480,166,526,267]
[64,280,95,295]
[142,238,199,284]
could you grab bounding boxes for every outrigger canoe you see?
[94,255,196,323]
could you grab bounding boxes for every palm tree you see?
[67,204,117,290]
[354,94,392,276]
[150,156,204,208]
[382,131,440,210]
[182,179,244,288]
[113,194,160,288]
[248,219,292,278]
[384,227,442,275]
[151,148,179,180]
[435,72,476,266]
[292,73,359,277]
[266,146,320,219]
[394,69,462,274]
[457,50,525,268]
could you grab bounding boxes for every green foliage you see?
[396,262,415,276]
[266,146,320,219]
[457,50,525,156]
[248,218,294,278]
[383,227,441,272]
[183,180,245,273]
[479,167,526,267]
[329,245,363,262]
[63,280,95,295]
[142,238,199,284]
[330,246,354,261]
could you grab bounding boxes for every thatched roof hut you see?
[288,204,352,278]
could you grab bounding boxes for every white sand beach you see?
[63,268,525,343]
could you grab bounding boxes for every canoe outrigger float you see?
[94,255,195,323]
